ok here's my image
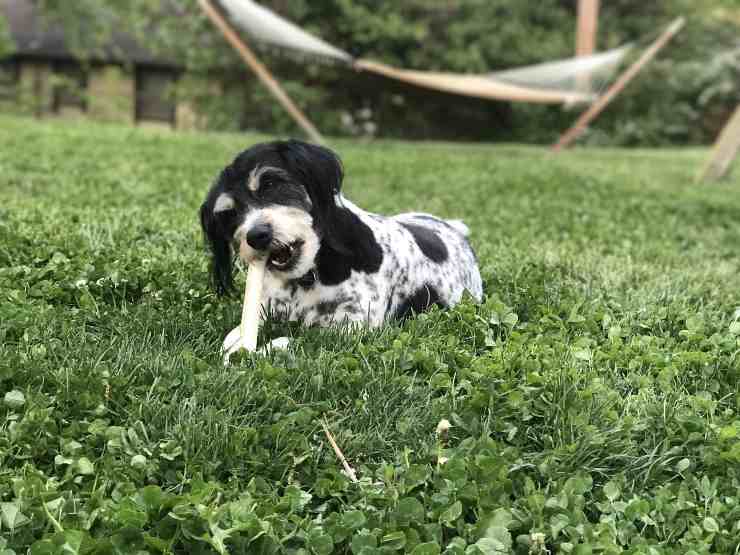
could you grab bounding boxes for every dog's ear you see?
[200,194,235,295]
[278,140,349,254]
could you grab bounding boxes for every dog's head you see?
[200,139,346,294]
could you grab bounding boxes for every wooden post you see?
[576,0,599,57]
[575,0,600,92]
[698,105,740,182]
[198,0,325,144]
[552,17,685,152]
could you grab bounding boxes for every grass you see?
[1,114,739,554]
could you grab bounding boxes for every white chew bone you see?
[240,256,266,350]
[222,254,267,364]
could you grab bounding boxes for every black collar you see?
[293,269,317,288]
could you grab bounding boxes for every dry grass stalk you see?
[321,418,358,483]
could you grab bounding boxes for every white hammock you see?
[219,0,352,62]
[217,0,631,104]
[490,46,632,92]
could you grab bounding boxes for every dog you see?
[200,139,482,347]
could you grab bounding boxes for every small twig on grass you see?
[321,418,358,483]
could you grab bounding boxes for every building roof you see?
[1,0,180,68]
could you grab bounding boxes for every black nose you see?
[246,223,273,250]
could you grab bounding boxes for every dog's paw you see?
[260,336,291,354]
[222,326,257,366]
[222,332,290,365]
[221,326,243,355]
[271,336,291,350]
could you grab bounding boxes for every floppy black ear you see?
[200,200,234,295]
[278,140,349,254]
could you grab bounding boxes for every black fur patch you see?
[401,223,448,263]
[394,284,444,320]
[199,201,239,294]
[316,206,383,285]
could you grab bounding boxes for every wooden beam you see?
[198,0,325,144]
[552,17,685,153]
[698,105,740,182]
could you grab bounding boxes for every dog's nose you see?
[245,223,273,250]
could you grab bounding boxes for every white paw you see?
[221,325,255,366]
[271,336,291,350]
[221,326,243,354]
[260,336,291,353]
[222,330,290,365]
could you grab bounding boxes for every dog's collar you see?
[293,269,317,288]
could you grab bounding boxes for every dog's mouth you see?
[268,241,295,270]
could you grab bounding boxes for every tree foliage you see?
[0,7,13,58]
[12,0,740,144]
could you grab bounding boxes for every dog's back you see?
[377,211,483,318]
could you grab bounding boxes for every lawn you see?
[1,115,740,554]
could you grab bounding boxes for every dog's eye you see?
[258,176,289,201]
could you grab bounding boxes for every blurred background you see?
[0,0,738,145]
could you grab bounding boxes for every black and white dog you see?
[200,140,482,339]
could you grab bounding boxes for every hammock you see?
[217,0,631,105]
[218,0,352,63]
[352,60,595,104]
[490,46,631,92]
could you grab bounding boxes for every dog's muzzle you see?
[243,222,297,271]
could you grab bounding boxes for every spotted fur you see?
[200,139,482,333]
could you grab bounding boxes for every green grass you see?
[1,115,740,554]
